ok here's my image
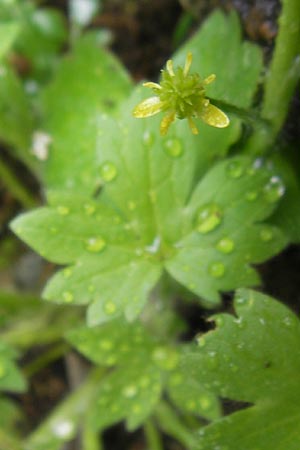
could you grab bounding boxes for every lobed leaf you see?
[181,289,300,450]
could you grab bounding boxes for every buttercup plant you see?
[133,52,230,135]
[0,0,300,449]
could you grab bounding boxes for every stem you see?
[154,401,197,449]
[0,428,23,450]
[0,157,36,208]
[244,0,300,155]
[144,419,164,450]
[82,422,103,450]
[23,342,69,377]
[23,367,106,449]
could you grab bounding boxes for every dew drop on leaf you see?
[196,336,206,347]
[51,420,75,440]
[263,176,285,203]
[104,301,117,315]
[208,261,225,278]
[99,161,118,182]
[83,203,96,216]
[85,237,106,253]
[196,203,223,234]
[63,268,73,278]
[0,364,6,378]
[122,384,138,398]
[99,340,113,350]
[260,227,274,242]
[57,205,70,216]
[245,190,258,201]
[199,395,212,410]
[163,138,183,158]
[216,237,234,254]
[62,291,74,303]
[226,160,244,178]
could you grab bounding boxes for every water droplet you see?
[186,399,196,410]
[263,176,285,203]
[196,203,223,234]
[282,316,292,327]
[139,376,150,388]
[99,161,118,182]
[209,262,225,278]
[104,301,117,315]
[205,351,218,369]
[84,203,96,215]
[164,138,183,158]
[0,365,6,378]
[62,291,74,303]
[100,340,113,350]
[63,268,72,278]
[259,318,266,326]
[216,237,234,254]
[128,200,136,211]
[51,420,75,439]
[260,227,273,242]
[143,130,154,146]
[226,160,244,178]
[122,384,137,398]
[245,190,258,201]
[132,404,141,413]
[85,237,106,253]
[199,395,211,410]
[57,206,70,216]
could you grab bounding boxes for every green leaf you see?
[166,367,220,421]
[41,32,133,193]
[11,89,287,319]
[0,22,20,61]
[67,320,217,430]
[0,64,35,165]
[182,289,300,450]
[0,341,26,392]
[90,361,163,431]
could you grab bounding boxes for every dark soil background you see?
[1,1,300,449]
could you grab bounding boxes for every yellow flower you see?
[133,52,230,136]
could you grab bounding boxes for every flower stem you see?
[144,419,164,450]
[154,401,197,449]
[244,0,300,155]
[23,367,106,449]
[0,156,37,208]
[0,429,23,450]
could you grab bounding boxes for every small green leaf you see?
[165,156,287,306]
[0,22,20,61]
[41,32,133,193]
[0,64,35,166]
[90,362,162,431]
[0,341,26,392]
[182,289,300,450]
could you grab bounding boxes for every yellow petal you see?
[183,52,193,77]
[166,59,175,77]
[203,74,216,85]
[160,112,175,135]
[188,117,199,135]
[199,104,230,128]
[132,96,164,118]
[143,81,162,90]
